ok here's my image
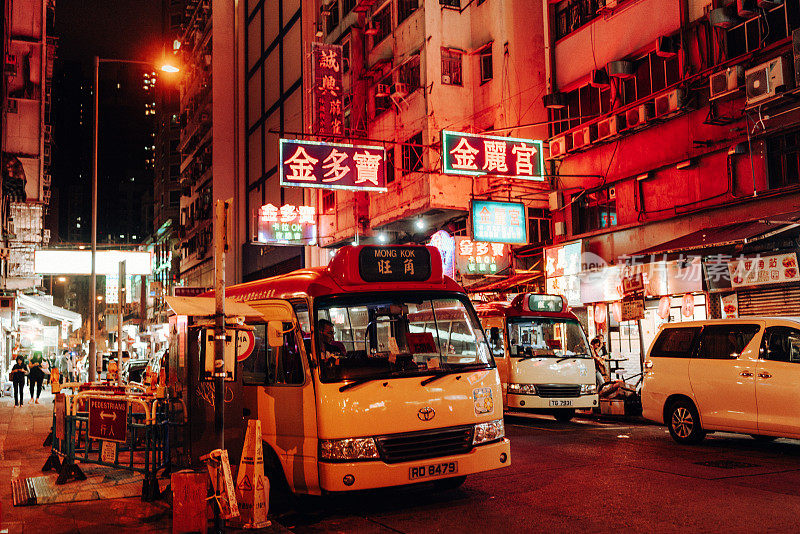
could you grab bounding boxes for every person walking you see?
[28,351,45,404]
[10,356,27,406]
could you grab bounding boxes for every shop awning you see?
[463,271,541,293]
[165,296,264,318]
[17,294,82,330]
[635,219,800,256]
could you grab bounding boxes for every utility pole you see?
[117,260,125,382]
[213,199,230,533]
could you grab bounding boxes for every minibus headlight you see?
[319,437,380,461]
[580,384,597,395]
[473,419,504,445]
[507,383,536,395]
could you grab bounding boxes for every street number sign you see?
[88,398,128,443]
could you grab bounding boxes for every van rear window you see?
[650,327,701,358]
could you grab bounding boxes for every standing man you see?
[10,356,27,406]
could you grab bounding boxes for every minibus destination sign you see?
[526,294,564,313]
[359,246,431,282]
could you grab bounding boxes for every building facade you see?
[543,0,800,375]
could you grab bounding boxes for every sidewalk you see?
[0,386,290,534]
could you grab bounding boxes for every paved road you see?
[275,413,800,533]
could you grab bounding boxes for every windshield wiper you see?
[515,354,541,362]
[338,370,405,392]
[420,364,489,386]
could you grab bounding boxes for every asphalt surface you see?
[273,412,800,533]
[4,392,800,533]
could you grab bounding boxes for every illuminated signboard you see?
[34,250,152,275]
[455,237,510,276]
[441,130,544,180]
[471,200,528,244]
[311,42,344,136]
[544,241,582,278]
[106,275,133,304]
[428,230,455,278]
[358,246,431,282]
[526,294,565,313]
[280,139,387,192]
[254,203,317,245]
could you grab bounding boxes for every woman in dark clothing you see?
[10,356,27,406]
[28,351,44,404]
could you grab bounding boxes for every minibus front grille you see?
[535,384,582,398]
[376,425,474,464]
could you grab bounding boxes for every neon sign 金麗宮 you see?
[255,203,317,245]
[280,139,387,192]
[441,130,544,180]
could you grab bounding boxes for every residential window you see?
[697,325,760,360]
[402,132,424,174]
[398,0,418,24]
[386,147,396,183]
[341,38,351,74]
[169,190,181,207]
[441,48,463,86]
[322,190,335,213]
[554,0,603,41]
[440,0,460,6]
[479,47,493,83]
[766,131,800,190]
[527,207,551,245]
[372,3,392,45]
[726,2,788,59]
[374,74,392,117]
[572,185,617,234]
[342,0,356,16]
[399,53,421,90]
[326,0,340,34]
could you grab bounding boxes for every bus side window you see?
[265,323,304,386]
[242,324,268,385]
[489,327,505,358]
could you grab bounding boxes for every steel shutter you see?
[737,284,800,317]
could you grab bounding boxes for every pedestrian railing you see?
[42,389,186,501]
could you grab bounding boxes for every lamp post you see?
[90,56,179,382]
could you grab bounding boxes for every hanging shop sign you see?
[454,237,510,276]
[441,130,545,180]
[728,252,800,288]
[311,42,345,136]
[279,139,387,192]
[544,241,582,278]
[429,230,456,278]
[721,293,738,318]
[471,200,527,244]
[254,203,317,245]
[546,274,581,307]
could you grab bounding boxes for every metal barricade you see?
[42,390,186,501]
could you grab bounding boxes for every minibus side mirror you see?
[267,321,285,347]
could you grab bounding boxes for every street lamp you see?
[89,56,180,382]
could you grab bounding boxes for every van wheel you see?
[667,400,705,444]
[751,434,777,442]
[433,475,466,491]
[262,442,293,511]
[553,409,575,423]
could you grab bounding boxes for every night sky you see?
[55,0,162,63]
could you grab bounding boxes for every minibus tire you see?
[433,475,466,491]
[553,409,575,423]
[667,399,705,445]
[262,441,294,507]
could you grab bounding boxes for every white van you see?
[642,318,800,444]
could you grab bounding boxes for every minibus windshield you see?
[507,317,591,359]
[315,292,493,382]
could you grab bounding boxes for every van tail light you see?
[644,360,654,370]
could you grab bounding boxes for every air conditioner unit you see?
[441,74,451,84]
[654,88,685,117]
[709,66,745,100]
[548,135,573,159]
[597,115,625,141]
[745,55,792,106]
[571,124,597,150]
[365,21,379,35]
[548,191,564,211]
[624,103,654,129]
[390,82,409,98]
[607,60,635,79]
[554,221,566,237]
[656,35,678,58]
[375,83,390,97]
[737,0,759,17]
